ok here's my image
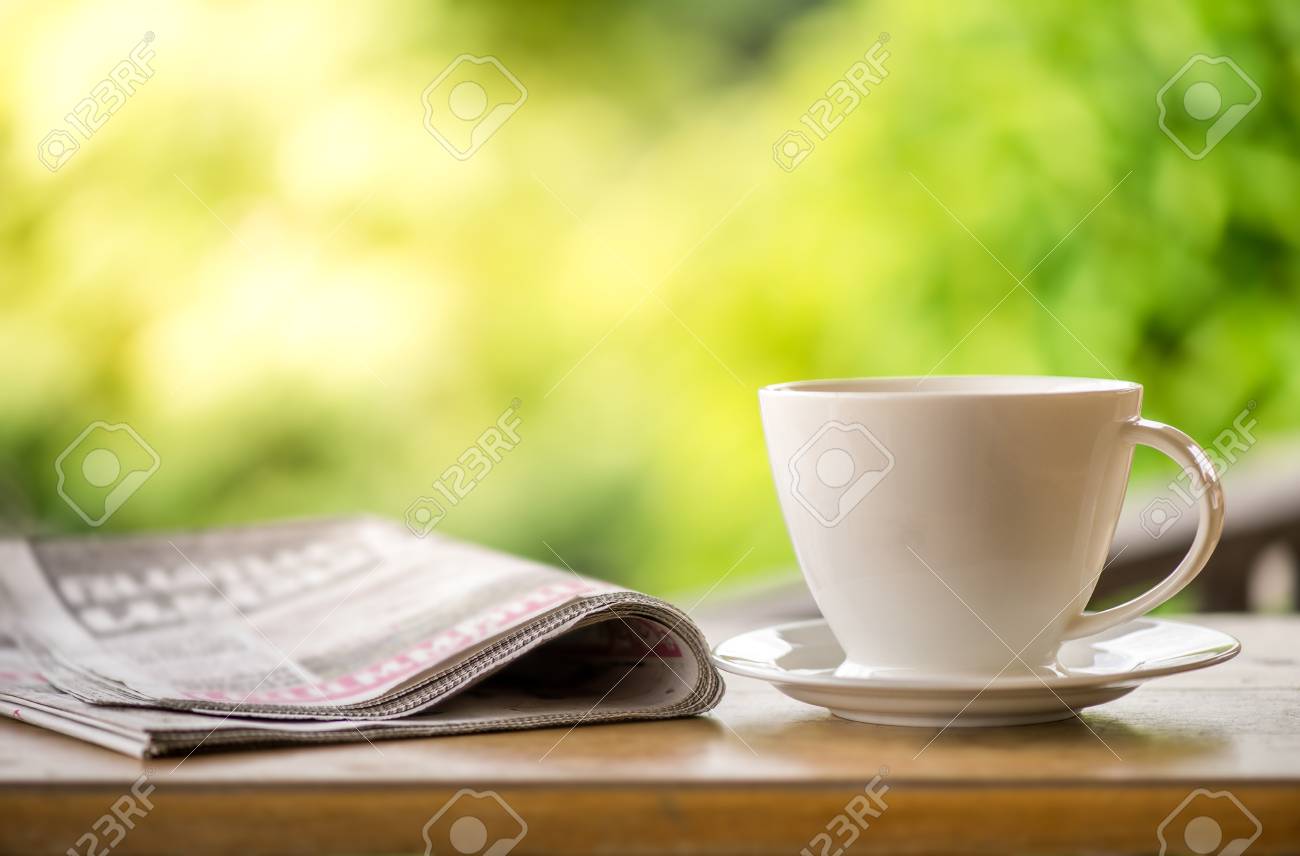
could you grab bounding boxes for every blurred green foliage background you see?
[3,0,1299,594]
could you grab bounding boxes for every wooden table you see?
[3,614,1298,855]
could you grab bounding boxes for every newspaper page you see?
[0,517,723,756]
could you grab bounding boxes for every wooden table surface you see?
[2,614,1298,855]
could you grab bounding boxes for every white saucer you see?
[711,617,1239,727]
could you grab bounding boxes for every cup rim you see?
[760,374,1141,398]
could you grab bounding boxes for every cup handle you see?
[1061,418,1226,640]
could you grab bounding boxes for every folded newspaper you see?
[0,517,723,757]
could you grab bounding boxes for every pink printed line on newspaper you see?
[0,670,46,684]
[186,578,615,704]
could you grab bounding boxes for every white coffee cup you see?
[759,376,1225,679]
